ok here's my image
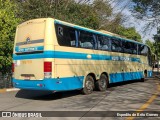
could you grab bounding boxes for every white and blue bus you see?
[12,18,152,94]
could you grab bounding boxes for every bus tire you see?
[82,75,94,95]
[96,74,108,91]
[141,78,145,82]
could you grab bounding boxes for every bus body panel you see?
[13,18,55,82]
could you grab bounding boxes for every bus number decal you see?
[22,60,32,64]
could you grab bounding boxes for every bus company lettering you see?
[112,56,119,61]
[19,47,38,52]
[112,56,131,61]
[119,56,131,61]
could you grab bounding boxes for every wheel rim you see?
[86,80,93,92]
[100,78,106,88]
[99,77,107,88]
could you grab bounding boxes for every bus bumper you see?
[12,77,84,91]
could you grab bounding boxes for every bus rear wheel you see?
[96,74,108,91]
[82,75,94,95]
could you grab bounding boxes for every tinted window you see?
[79,31,95,49]
[122,41,137,54]
[111,38,122,52]
[138,44,148,56]
[132,43,138,54]
[55,24,76,47]
[97,35,110,51]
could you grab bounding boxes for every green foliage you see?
[16,0,121,30]
[145,39,155,52]
[153,32,160,58]
[0,0,21,74]
[92,0,112,25]
[132,0,153,14]
[93,0,124,33]
[115,26,142,42]
[131,0,160,29]
[145,19,160,58]
[62,2,100,29]
[16,0,100,29]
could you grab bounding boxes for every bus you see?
[12,18,152,94]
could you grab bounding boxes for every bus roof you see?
[18,18,148,47]
[18,18,47,27]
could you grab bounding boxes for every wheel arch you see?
[144,69,148,76]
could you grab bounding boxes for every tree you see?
[92,0,126,33]
[92,0,112,28]
[64,2,100,29]
[115,26,143,42]
[16,0,100,29]
[131,0,160,31]
[16,0,126,31]
[0,0,21,74]
[14,0,143,41]
[153,30,160,58]
[145,39,155,52]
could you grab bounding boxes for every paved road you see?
[0,78,159,120]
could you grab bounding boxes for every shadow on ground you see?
[15,89,81,101]
[109,79,145,88]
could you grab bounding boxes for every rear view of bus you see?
[12,18,55,90]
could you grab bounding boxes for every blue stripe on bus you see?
[13,76,84,91]
[13,51,141,63]
[12,71,146,91]
[109,71,143,83]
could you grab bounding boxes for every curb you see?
[0,88,20,93]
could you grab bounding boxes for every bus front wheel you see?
[82,75,94,95]
[96,74,108,91]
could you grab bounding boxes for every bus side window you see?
[122,41,132,54]
[132,43,137,54]
[68,29,76,47]
[97,35,110,51]
[56,24,76,47]
[138,44,148,56]
[111,38,122,52]
[122,41,137,54]
[79,30,94,49]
